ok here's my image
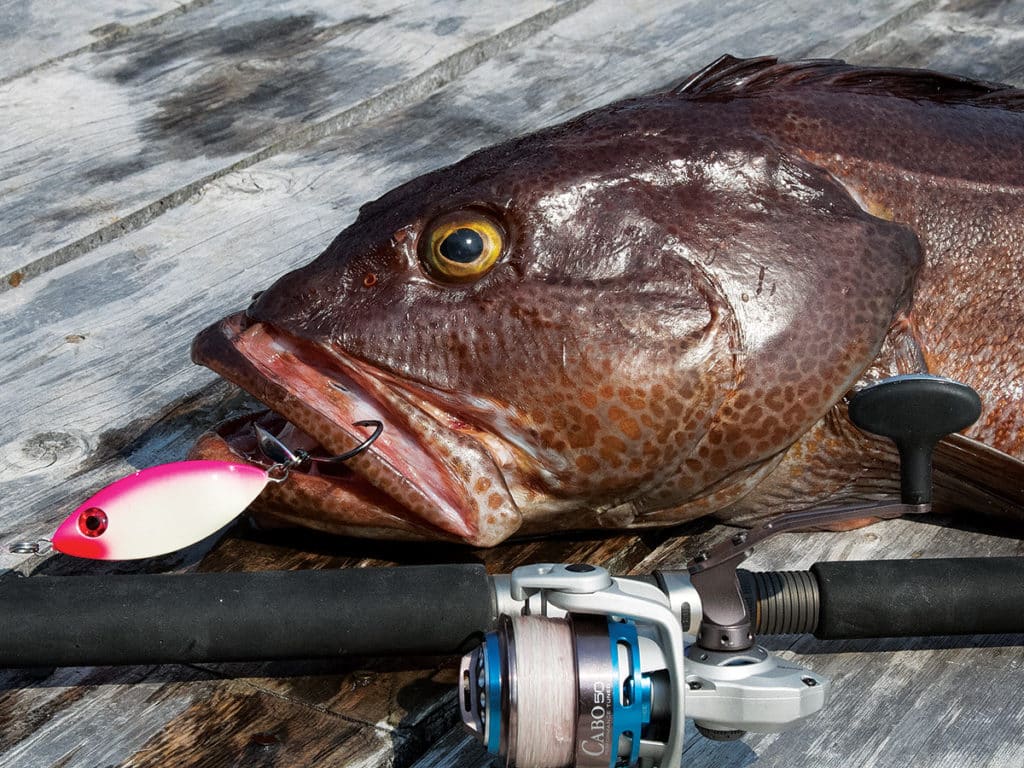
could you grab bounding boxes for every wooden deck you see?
[1,0,1022,765]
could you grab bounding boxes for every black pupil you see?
[86,515,102,530]
[439,228,484,263]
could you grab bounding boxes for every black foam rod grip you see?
[811,557,1024,639]
[0,565,496,668]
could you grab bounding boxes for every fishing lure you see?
[40,420,383,561]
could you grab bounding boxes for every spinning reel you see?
[458,374,983,768]
[459,562,824,768]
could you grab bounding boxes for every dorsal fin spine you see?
[671,55,1024,111]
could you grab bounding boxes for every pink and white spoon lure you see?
[51,460,274,560]
[49,420,383,561]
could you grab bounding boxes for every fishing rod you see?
[2,375,1021,768]
[2,558,1022,768]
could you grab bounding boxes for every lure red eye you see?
[78,507,108,537]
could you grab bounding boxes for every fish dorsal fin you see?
[672,54,781,95]
[672,54,1024,111]
[933,433,1024,527]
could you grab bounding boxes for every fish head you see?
[192,96,921,545]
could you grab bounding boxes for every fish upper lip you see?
[191,312,521,543]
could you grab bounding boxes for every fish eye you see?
[420,212,504,283]
[77,507,108,538]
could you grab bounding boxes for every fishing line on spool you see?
[512,615,577,768]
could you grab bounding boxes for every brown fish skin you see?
[191,56,1024,545]
[690,58,1024,524]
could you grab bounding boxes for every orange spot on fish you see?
[363,273,378,287]
[601,435,627,454]
[619,417,641,440]
[619,388,645,409]
[488,493,504,510]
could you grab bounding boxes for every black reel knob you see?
[847,375,981,505]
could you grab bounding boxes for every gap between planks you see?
[0,0,593,296]
[0,0,215,88]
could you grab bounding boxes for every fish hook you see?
[255,420,384,482]
[314,420,385,464]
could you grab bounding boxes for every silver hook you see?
[255,424,303,466]
[254,420,384,483]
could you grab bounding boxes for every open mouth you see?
[190,312,522,546]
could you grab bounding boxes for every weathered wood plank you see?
[2,1,1023,767]
[124,677,402,768]
[408,729,490,768]
[0,0,565,283]
[0,0,197,82]
[846,0,1024,82]
[0,664,218,766]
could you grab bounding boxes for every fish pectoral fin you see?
[933,433,1024,526]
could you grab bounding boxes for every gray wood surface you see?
[0,0,565,279]
[1,0,1022,766]
[0,0,193,81]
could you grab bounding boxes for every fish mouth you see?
[190,312,522,546]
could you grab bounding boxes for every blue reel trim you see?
[484,631,502,754]
[608,618,651,768]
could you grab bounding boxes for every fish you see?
[190,55,1024,547]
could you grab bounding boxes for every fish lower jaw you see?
[191,313,523,546]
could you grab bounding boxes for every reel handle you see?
[847,374,981,504]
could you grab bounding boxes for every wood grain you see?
[1,0,1023,767]
[0,0,199,82]
[0,0,564,281]
[124,679,401,768]
[0,664,220,766]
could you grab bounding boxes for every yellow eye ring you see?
[420,213,504,283]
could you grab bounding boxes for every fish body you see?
[191,56,1024,546]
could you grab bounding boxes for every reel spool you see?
[459,613,670,768]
